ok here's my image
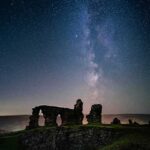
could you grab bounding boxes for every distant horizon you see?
[0,113,150,132]
[1,113,150,117]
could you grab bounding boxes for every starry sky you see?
[0,0,150,115]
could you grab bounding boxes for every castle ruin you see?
[26,99,102,129]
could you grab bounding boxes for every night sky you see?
[0,0,150,115]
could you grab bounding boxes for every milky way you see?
[82,6,100,104]
[0,0,150,115]
[82,0,150,113]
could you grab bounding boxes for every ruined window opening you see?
[39,109,45,126]
[56,114,62,126]
[83,114,88,125]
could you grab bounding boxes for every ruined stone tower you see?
[86,104,102,124]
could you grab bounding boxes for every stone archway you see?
[56,114,62,126]
[26,100,85,129]
[38,109,45,126]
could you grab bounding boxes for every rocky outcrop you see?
[21,126,122,150]
[86,104,102,124]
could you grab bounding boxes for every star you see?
[75,34,79,38]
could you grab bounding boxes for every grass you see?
[0,134,20,150]
[0,130,26,150]
[100,127,150,150]
[0,124,149,150]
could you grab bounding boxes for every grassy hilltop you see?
[0,124,150,150]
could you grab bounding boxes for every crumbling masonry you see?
[26,99,102,129]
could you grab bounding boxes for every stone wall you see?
[21,126,122,150]
[26,99,84,129]
[86,104,102,124]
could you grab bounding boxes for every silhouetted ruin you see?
[133,121,139,125]
[86,104,102,124]
[128,119,133,125]
[26,99,84,129]
[128,119,139,126]
[111,118,121,124]
[26,100,103,129]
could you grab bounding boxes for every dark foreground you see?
[0,124,150,150]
